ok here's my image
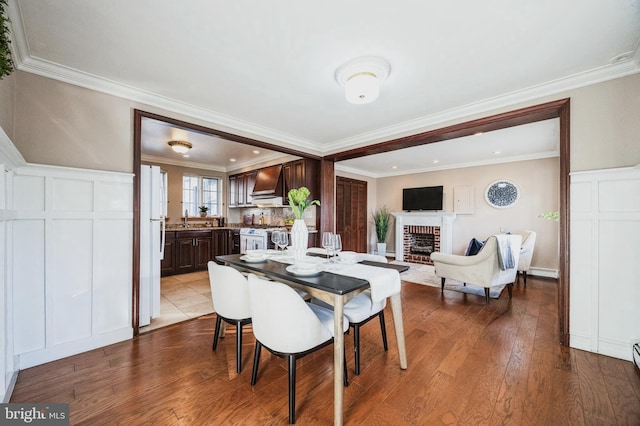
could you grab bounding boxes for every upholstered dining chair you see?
[207,261,252,374]
[517,230,536,286]
[431,234,522,304]
[312,253,389,375]
[247,274,348,424]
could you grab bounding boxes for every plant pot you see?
[200,212,207,217]
[290,219,309,261]
[377,242,387,257]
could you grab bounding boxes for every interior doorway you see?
[336,176,368,253]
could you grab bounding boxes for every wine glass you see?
[333,234,342,263]
[322,232,334,263]
[271,230,282,253]
[277,229,289,253]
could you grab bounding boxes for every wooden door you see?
[336,176,367,253]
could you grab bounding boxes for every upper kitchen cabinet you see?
[228,171,257,208]
[283,159,319,205]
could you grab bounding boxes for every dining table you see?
[215,252,409,426]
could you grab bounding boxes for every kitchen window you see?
[183,175,221,216]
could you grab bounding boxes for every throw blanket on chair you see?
[494,234,515,270]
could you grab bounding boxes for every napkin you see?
[328,263,401,303]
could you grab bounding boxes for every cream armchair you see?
[430,234,522,304]
[517,230,536,286]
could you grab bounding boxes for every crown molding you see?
[324,60,640,153]
[0,127,27,171]
[336,151,559,179]
[7,0,640,156]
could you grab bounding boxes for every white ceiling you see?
[6,0,640,173]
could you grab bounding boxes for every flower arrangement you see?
[287,186,320,220]
[372,205,392,243]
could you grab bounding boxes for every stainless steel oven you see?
[239,228,268,253]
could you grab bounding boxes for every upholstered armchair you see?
[517,230,537,286]
[430,234,522,304]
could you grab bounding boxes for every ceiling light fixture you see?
[335,56,391,104]
[168,140,192,154]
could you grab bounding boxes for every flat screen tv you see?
[402,186,443,211]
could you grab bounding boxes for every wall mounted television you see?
[402,186,443,211]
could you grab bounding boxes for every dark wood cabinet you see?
[336,176,367,253]
[161,231,176,275]
[231,229,240,254]
[282,158,319,205]
[163,229,221,276]
[228,171,258,207]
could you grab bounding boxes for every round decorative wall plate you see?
[485,180,520,209]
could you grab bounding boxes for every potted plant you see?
[287,187,320,260]
[199,205,209,217]
[372,206,392,257]
[0,0,14,80]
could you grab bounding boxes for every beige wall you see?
[2,70,639,175]
[142,161,226,224]
[0,72,15,139]
[377,157,560,271]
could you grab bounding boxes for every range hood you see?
[251,165,283,198]
[253,197,283,207]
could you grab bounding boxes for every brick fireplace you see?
[392,212,457,265]
[403,225,440,265]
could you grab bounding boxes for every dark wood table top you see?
[215,254,408,296]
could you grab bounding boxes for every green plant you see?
[539,211,559,221]
[372,206,392,243]
[287,186,320,219]
[199,205,209,213]
[0,0,14,80]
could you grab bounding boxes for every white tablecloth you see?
[267,253,401,303]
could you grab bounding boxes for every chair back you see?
[247,274,333,353]
[517,230,536,272]
[358,253,388,263]
[207,261,252,320]
[486,234,522,286]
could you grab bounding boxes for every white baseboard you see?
[1,370,19,403]
[529,267,558,279]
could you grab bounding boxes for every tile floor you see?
[140,270,214,333]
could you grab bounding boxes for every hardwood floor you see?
[10,276,640,425]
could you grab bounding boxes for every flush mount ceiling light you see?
[168,140,192,154]
[335,56,391,104]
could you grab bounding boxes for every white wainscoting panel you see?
[570,165,640,361]
[11,165,134,368]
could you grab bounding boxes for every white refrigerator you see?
[140,165,165,327]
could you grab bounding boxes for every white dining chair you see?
[207,261,252,374]
[247,274,348,424]
[312,253,389,375]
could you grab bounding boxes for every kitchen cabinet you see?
[228,171,258,207]
[213,229,232,259]
[231,229,240,254]
[161,231,176,275]
[282,158,319,205]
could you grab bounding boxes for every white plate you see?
[286,264,322,276]
[240,255,267,263]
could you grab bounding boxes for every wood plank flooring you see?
[10,276,640,425]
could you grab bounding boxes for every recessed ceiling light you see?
[432,160,439,164]
[253,150,260,154]
[494,150,501,155]
[230,158,236,162]
[183,154,190,158]
[392,166,397,169]
[474,131,484,136]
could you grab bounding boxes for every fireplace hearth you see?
[392,212,456,265]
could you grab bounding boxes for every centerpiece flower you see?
[287,186,320,219]
[287,186,320,261]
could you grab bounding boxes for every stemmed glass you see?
[333,234,342,263]
[322,232,334,263]
[271,230,282,253]
[277,229,289,253]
